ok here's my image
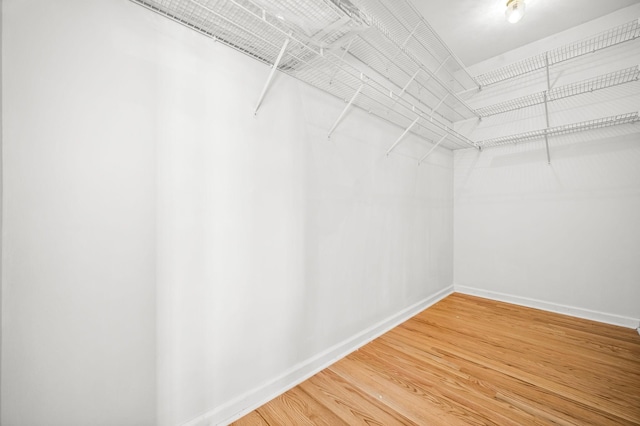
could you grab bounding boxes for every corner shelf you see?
[478,112,640,148]
[475,19,640,87]
[469,19,640,158]
[476,65,640,116]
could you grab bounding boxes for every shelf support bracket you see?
[386,116,421,155]
[387,68,421,113]
[386,22,421,69]
[422,56,451,88]
[330,37,355,85]
[254,37,290,115]
[328,84,364,138]
[543,53,552,164]
[401,22,421,49]
[398,68,421,101]
[418,134,447,164]
[433,56,452,75]
[430,93,449,119]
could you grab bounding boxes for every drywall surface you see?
[1,0,454,425]
[454,4,640,327]
[0,1,3,421]
[149,11,453,426]
[1,1,157,425]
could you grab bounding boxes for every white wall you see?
[1,0,158,424]
[0,0,4,420]
[1,1,454,425]
[454,4,640,328]
[149,7,453,426]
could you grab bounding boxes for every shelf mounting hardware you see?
[328,83,364,138]
[418,134,447,164]
[386,22,421,69]
[387,68,421,113]
[430,93,449,119]
[330,37,356,85]
[543,53,552,164]
[386,115,421,155]
[422,56,451,87]
[254,36,290,115]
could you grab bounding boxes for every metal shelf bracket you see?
[254,36,290,115]
[328,83,364,138]
[418,134,447,164]
[386,115,421,155]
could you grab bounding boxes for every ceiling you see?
[411,0,640,66]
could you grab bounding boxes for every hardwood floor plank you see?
[408,311,640,404]
[330,355,481,426]
[380,333,632,425]
[231,410,269,426]
[299,369,418,425]
[255,387,347,426]
[394,322,639,422]
[234,294,640,425]
[355,342,547,426]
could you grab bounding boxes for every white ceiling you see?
[410,0,640,66]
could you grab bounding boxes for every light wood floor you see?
[233,293,640,425]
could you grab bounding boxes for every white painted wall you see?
[1,1,454,425]
[454,4,640,328]
[149,7,453,426]
[1,1,158,424]
[0,1,3,420]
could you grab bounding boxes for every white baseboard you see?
[455,285,640,329]
[183,285,454,426]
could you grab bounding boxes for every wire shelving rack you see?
[475,19,640,87]
[130,0,640,155]
[476,66,640,117]
[131,0,479,152]
[478,112,640,148]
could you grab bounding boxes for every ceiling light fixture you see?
[505,0,525,24]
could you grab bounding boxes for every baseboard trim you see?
[455,285,640,329]
[182,285,454,426]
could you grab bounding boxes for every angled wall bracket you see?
[386,115,421,155]
[418,134,447,164]
[328,83,364,138]
[254,36,290,115]
[543,53,552,164]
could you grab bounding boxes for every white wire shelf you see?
[130,0,480,151]
[345,0,479,123]
[478,112,640,148]
[347,31,478,123]
[350,0,477,91]
[476,66,640,116]
[475,19,640,87]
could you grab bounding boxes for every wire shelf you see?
[347,31,477,123]
[475,19,640,87]
[130,0,480,152]
[476,65,640,116]
[346,0,479,122]
[478,112,640,147]
[350,0,477,90]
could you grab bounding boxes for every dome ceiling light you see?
[505,0,526,23]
